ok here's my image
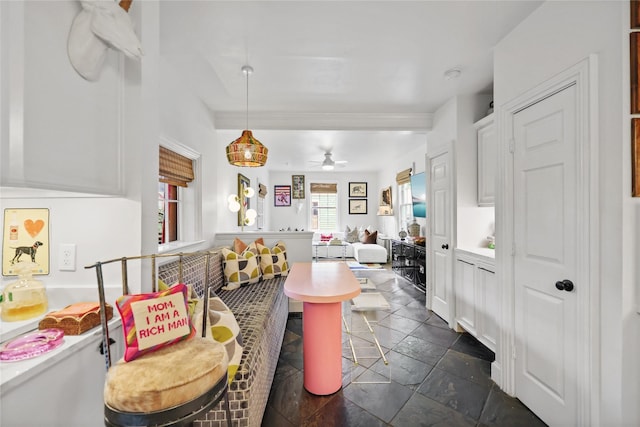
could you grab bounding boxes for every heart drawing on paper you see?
[24,219,45,238]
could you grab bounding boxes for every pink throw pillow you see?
[116,283,195,362]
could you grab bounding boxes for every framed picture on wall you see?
[380,186,392,206]
[349,182,367,198]
[238,173,250,226]
[274,185,291,206]
[292,175,305,199]
[2,208,50,276]
[349,199,367,214]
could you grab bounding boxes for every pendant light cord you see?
[245,68,249,130]
[242,65,253,131]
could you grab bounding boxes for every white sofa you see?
[311,231,387,263]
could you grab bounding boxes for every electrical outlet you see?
[59,243,76,271]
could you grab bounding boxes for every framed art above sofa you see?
[349,182,367,198]
[349,199,367,214]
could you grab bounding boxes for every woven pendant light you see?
[226,65,268,167]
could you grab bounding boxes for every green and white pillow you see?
[221,242,261,290]
[192,296,243,384]
[256,241,289,279]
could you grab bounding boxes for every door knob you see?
[441,244,449,250]
[555,279,574,292]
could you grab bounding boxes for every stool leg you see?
[223,387,232,427]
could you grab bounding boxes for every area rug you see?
[346,261,385,270]
[357,277,376,290]
[351,292,391,311]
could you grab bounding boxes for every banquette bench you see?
[157,249,288,427]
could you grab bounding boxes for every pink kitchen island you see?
[283,262,361,395]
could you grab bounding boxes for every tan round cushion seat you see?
[104,338,229,413]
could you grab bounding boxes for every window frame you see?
[397,182,413,232]
[309,190,338,232]
[158,137,203,253]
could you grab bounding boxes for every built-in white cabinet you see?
[455,256,477,332]
[454,249,496,352]
[474,113,496,207]
[1,322,123,426]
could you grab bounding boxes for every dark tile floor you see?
[262,267,547,427]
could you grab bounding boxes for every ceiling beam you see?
[213,111,433,132]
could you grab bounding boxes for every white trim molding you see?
[213,111,433,132]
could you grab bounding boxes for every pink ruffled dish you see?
[0,328,65,362]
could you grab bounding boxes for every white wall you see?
[494,1,637,424]
[268,170,379,232]
[209,128,429,238]
[427,95,496,251]
[1,1,123,194]
[0,2,145,297]
[0,196,140,293]
[159,57,224,246]
[455,94,496,249]
[342,134,428,240]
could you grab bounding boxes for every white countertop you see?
[456,247,496,263]
[0,285,122,394]
[0,316,120,394]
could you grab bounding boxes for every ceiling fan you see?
[310,152,348,171]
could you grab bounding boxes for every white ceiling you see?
[158,0,542,172]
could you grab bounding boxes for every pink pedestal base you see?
[303,301,342,395]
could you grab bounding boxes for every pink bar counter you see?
[283,262,361,395]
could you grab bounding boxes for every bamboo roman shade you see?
[396,168,412,185]
[310,183,338,193]
[159,146,194,187]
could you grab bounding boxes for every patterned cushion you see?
[222,243,261,290]
[232,237,265,254]
[256,241,289,279]
[344,226,359,243]
[192,296,243,384]
[115,284,195,362]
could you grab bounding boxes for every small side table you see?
[312,242,348,262]
[377,236,392,262]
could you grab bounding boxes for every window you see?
[397,182,413,230]
[158,142,200,250]
[310,183,338,231]
[158,182,178,244]
[396,168,413,231]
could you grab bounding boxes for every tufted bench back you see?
[157,250,226,297]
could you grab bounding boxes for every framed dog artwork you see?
[2,208,50,275]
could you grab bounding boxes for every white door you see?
[513,84,578,426]
[429,148,453,323]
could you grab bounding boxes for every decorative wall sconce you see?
[228,186,257,231]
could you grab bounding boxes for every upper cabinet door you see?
[475,114,496,207]
[1,2,124,195]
